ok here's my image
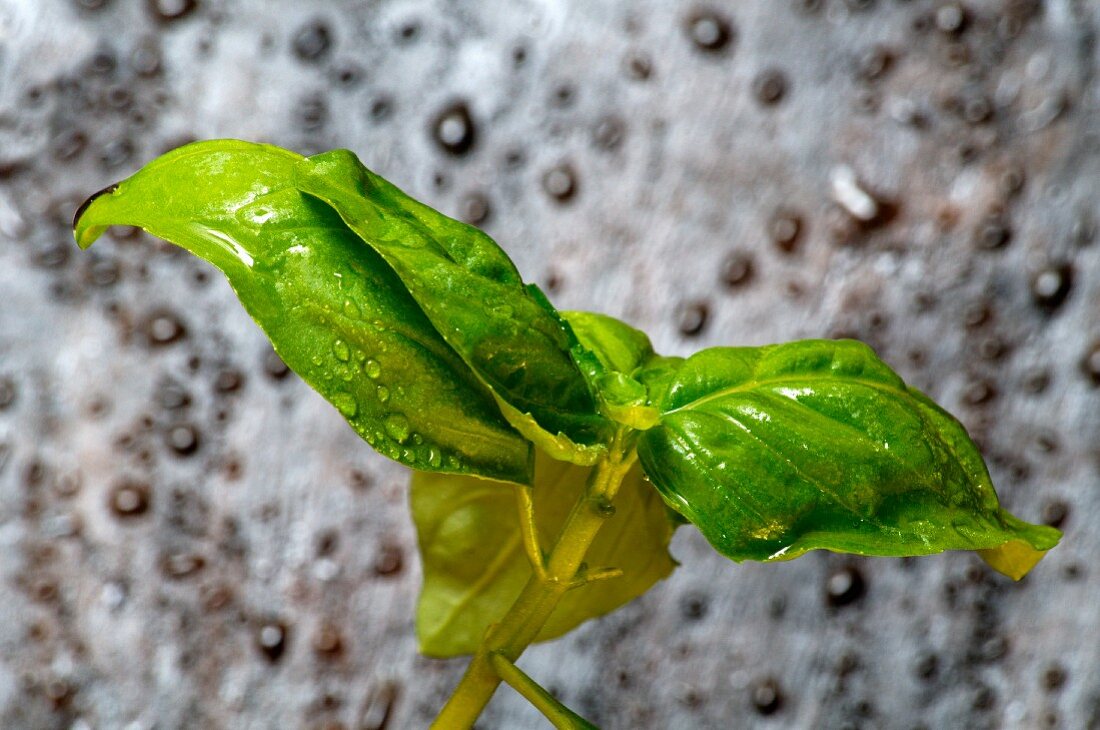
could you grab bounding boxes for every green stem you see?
[430,437,635,729]
[489,653,598,730]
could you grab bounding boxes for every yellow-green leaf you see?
[411,453,678,657]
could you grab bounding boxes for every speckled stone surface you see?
[1,1,1097,728]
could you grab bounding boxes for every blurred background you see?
[1,0,1098,728]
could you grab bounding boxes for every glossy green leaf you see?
[561,310,661,430]
[637,339,1061,578]
[294,150,610,464]
[74,140,532,483]
[411,452,677,657]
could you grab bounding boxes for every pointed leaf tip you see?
[73,182,120,248]
[978,538,1057,581]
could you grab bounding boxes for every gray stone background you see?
[0,0,1097,728]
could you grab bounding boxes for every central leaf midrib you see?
[664,373,905,416]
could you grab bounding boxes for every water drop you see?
[974,215,1012,250]
[165,423,200,456]
[677,300,709,336]
[333,393,358,418]
[721,251,754,288]
[685,9,734,53]
[148,0,197,21]
[459,192,491,225]
[769,210,803,253]
[143,309,187,346]
[935,2,968,34]
[333,339,351,362]
[110,480,150,517]
[214,367,245,394]
[376,385,390,402]
[825,565,865,607]
[431,101,476,156]
[750,677,783,715]
[752,69,788,106]
[256,620,288,662]
[1030,263,1073,311]
[291,19,332,62]
[426,446,442,469]
[374,543,404,576]
[384,414,411,443]
[364,359,382,379]
[542,163,578,202]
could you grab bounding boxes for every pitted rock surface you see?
[1,1,1097,728]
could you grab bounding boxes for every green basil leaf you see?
[637,339,1061,579]
[561,310,661,430]
[74,140,532,483]
[562,310,655,375]
[294,150,610,464]
[411,452,677,657]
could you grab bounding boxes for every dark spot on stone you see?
[458,191,491,226]
[1023,367,1051,394]
[110,480,150,517]
[551,84,575,108]
[292,20,332,62]
[962,95,992,124]
[374,543,404,576]
[1030,263,1073,311]
[160,551,205,579]
[131,39,163,76]
[679,592,709,621]
[974,215,1011,250]
[263,347,291,380]
[431,101,476,156]
[720,251,754,289]
[86,256,121,287]
[1081,341,1100,386]
[624,52,653,80]
[855,45,894,82]
[962,301,992,329]
[360,681,399,730]
[214,367,245,394]
[913,652,938,681]
[296,92,328,132]
[752,68,788,105]
[976,335,1008,361]
[592,115,626,151]
[962,379,996,406]
[312,622,344,657]
[972,683,996,711]
[333,63,364,87]
[396,20,420,43]
[677,300,709,336]
[541,163,578,202]
[52,129,88,162]
[825,565,866,608]
[348,469,371,491]
[369,95,393,122]
[750,677,782,715]
[544,269,563,293]
[685,9,735,53]
[1042,663,1067,692]
[769,210,803,253]
[1041,500,1069,528]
